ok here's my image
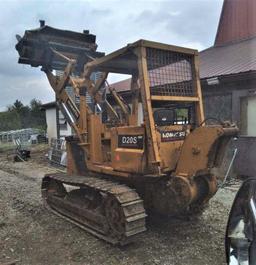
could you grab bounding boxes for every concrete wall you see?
[203,93,232,122]
[233,136,256,178]
[201,73,256,135]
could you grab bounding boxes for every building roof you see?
[200,36,256,79]
[110,37,256,91]
[215,0,256,46]
[41,101,56,109]
[110,78,131,93]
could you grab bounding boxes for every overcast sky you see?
[0,0,223,111]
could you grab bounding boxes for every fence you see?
[0,128,46,152]
[48,138,67,167]
[0,128,43,142]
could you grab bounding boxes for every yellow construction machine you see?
[16,24,238,245]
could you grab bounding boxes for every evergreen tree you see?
[0,99,46,131]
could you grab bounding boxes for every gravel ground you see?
[0,146,240,265]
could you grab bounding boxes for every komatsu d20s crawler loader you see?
[16,25,238,245]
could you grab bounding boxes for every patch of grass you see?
[0,143,16,153]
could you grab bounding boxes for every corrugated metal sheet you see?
[111,37,256,91]
[110,78,131,92]
[215,0,256,46]
[200,37,256,79]
[110,60,193,92]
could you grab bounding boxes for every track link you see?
[41,173,147,245]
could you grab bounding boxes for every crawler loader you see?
[16,24,238,245]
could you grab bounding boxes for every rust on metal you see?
[41,173,146,245]
[16,25,238,244]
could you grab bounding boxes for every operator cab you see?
[153,105,194,127]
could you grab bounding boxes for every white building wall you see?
[247,96,256,136]
[45,108,57,142]
[45,107,72,142]
[59,110,72,139]
[128,103,143,126]
[138,103,143,125]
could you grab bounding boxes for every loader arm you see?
[44,64,81,132]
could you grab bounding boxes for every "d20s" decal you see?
[118,135,144,149]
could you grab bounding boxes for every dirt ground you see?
[0,145,240,265]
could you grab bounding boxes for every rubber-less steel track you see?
[41,173,147,245]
